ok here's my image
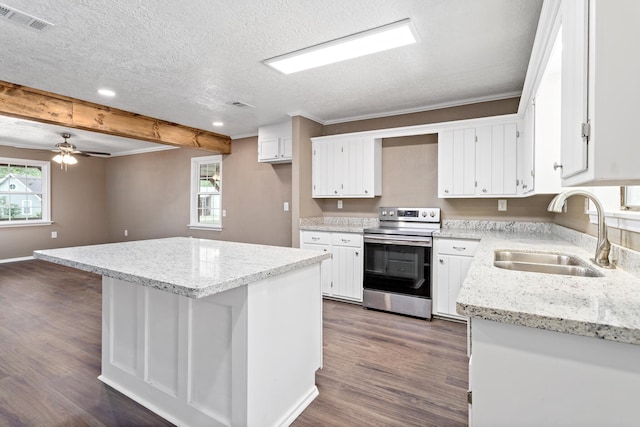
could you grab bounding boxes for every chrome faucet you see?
[547,189,614,268]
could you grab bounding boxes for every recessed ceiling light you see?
[97,88,116,97]
[212,121,224,127]
[263,18,418,74]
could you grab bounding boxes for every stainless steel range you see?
[362,207,441,319]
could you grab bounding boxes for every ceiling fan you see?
[52,133,110,170]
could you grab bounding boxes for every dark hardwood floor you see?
[0,260,468,427]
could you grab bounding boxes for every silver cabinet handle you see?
[312,237,320,241]
[334,190,338,194]
[341,239,350,243]
[364,189,368,194]
[355,251,359,256]
[453,246,466,251]
[482,188,487,193]
[439,258,444,264]
[553,162,563,171]
[444,189,449,193]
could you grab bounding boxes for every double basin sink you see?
[494,250,604,277]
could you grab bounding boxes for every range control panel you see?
[378,207,441,223]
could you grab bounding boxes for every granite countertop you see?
[456,230,640,345]
[34,237,330,299]
[299,216,378,233]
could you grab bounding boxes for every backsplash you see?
[300,217,379,228]
[443,220,553,234]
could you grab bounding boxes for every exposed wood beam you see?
[0,80,231,154]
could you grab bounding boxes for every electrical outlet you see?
[284,202,289,211]
[51,231,57,239]
[498,200,507,211]
[222,210,227,217]
[124,229,128,237]
[338,200,343,209]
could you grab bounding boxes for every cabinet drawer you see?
[301,231,331,245]
[331,233,362,248]
[437,239,479,256]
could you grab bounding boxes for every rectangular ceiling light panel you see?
[264,18,418,74]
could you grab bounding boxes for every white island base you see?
[99,263,322,427]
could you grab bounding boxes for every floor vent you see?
[0,3,53,31]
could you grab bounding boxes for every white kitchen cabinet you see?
[476,124,518,196]
[438,128,476,197]
[258,119,292,163]
[560,0,640,186]
[469,318,640,426]
[433,238,479,320]
[300,230,363,302]
[300,231,332,295]
[311,136,381,198]
[438,122,518,198]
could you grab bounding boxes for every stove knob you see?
[381,210,387,216]
[422,211,427,217]
[389,211,395,216]
[430,211,436,217]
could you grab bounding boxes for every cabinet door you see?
[312,140,332,197]
[281,137,292,160]
[435,254,472,318]
[331,245,363,302]
[329,141,343,196]
[258,138,280,161]
[560,0,589,179]
[520,103,535,195]
[342,137,377,197]
[476,124,518,195]
[439,128,476,197]
[300,241,332,295]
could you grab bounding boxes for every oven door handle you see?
[364,235,432,247]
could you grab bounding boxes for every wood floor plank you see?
[0,260,469,426]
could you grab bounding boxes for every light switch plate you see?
[338,200,343,209]
[284,202,289,211]
[51,231,57,238]
[498,199,507,211]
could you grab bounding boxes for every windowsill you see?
[187,224,223,231]
[0,220,53,228]
[588,210,640,233]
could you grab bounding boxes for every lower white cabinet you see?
[433,237,479,320]
[300,230,363,302]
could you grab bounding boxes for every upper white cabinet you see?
[438,121,519,198]
[560,0,640,185]
[258,119,292,164]
[311,136,382,198]
[438,128,476,197]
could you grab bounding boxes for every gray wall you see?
[0,145,108,259]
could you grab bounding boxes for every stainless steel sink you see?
[494,250,604,277]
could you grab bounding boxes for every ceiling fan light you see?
[62,154,78,165]
[52,154,63,164]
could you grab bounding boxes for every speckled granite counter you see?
[299,216,378,233]
[34,236,330,298]
[454,225,640,345]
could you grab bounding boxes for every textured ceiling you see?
[0,0,543,152]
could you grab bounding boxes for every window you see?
[189,155,222,230]
[0,158,50,226]
[621,186,640,211]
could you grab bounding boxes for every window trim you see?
[188,155,223,230]
[0,157,51,227]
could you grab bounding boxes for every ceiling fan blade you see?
[74,150,111,157]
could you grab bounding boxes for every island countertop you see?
[456,231,640,345]
[34,237,330,298]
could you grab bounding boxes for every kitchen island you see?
[454,226,640,427]
[34,237,330,427]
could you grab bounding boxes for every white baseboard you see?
[0,256,34,264]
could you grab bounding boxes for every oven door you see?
[363,235,431,298]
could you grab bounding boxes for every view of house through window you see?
[0,159,49,224]
[190,155,222,229]
[622,186,640,210]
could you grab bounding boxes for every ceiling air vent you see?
[226,101,255,109]
[0,3,53,31]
